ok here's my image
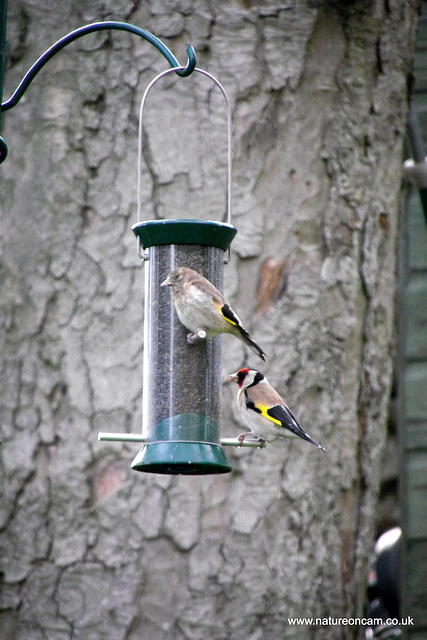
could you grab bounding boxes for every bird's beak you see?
[160,275,172,287]
[225,372,239,383]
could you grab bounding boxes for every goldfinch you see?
[225,368,326,451]
[161,266,267,361]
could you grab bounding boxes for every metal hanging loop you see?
[137,66,232,262]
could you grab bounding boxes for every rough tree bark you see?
[0,1,418,639]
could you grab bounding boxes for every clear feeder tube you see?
[144,243,222,440]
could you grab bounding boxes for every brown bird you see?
[161,266,267,360]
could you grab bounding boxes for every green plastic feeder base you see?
[131,413,232,475]
[131,441,232,475]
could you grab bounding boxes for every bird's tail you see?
[237,327,267,361]
[298,430,327,453]
[268,404,327,452]
[283,406,327,452]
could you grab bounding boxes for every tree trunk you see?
[0,1,418,639]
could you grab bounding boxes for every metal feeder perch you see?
[98,66,262,474]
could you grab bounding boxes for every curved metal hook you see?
[136,66,232,262]
[1,21,196,113]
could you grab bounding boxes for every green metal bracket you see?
[0,0,7,161]
[0,10,196,163]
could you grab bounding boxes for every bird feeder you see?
[99,66,249,474]
[132,68,236,474]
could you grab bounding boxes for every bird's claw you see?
[237,434,266,448]
[237,433,246,447]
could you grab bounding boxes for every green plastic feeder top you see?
[132,219,237,251]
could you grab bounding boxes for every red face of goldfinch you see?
[225,368,264,389]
